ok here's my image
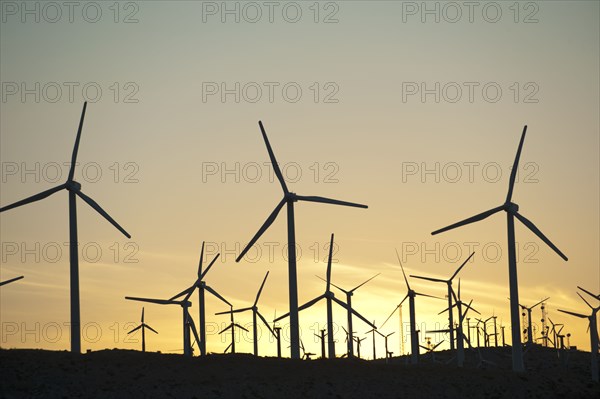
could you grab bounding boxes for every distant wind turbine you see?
[324,273,380,358]
[235,121,368,359]
[410,252,475,351]
[127,307,158,352]
[125,296,197,356]
[381,249,442,364]
[219,306,249,354]
[274,234,375,359]
[169,243,231,356]
[215,271,274,356]
[431,126,568,372]
[0,276,24,287]
[1,102,131,353]
[558,288,599,382]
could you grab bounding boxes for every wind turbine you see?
[274,234,375,359]
[316,328,327,359]
[127,307,158,352]
[125,296,197,356]
[410,252,475,351]
[324,273,380,358]
[381,249,442,364]
[0,276,24,287]
[431,126,568,372]
[419,340,444,363]
[169,243,231,356]
[219,306,249,354]
[430,280,480,367]
[215,271,274,356]
[1,102,131,353]
[365,322,378,360]
[377,330,395,359]
[235,121,368,359]
[519,297,550,345]
[353,336,366,359]
[558,290,599,382]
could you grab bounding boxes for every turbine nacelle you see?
[285,192,299,202]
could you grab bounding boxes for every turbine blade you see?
[236,198,286,262]
[326,234,334,292]
[76,191,131,238]
[410,275,446,284]
[577,292,594,310]
[187,313,201,347]
[531,297,550,309]
[200,253,220,280]
[431,206,504,235]
[427,329,451,333]
[215,309,235,316]
[577,286,600,301]
[68,102,88,181]
[432,340,444,350]
[557,309,587,319]
[145,324,158,334]
[170,285,195,301]
[380,303,400,329]
[259,121,288,194]
[275,295,326,321]
[0,185,65,213]
[295,195,368,209]
[254,271,270,307]
[0,276,24,286]
[513,212,568,261]
[450,252,475,281]
[257,311,275,336]
[318,276,348,294]
[415,292,444,301]
[350,273,380,293]
[394,248,411,290]
[205,286,231,307]
[125,297,182,306]
[234,323,249,332]
[506,125,527,203]
[332,297,375,328]
[141,307,145,323]
[219,324,233,334]
[197,242,205,278]
[127,324,142,334]
[231,307,253,314]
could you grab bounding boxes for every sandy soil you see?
[1,346,598,398]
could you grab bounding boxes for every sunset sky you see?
[1,1,598,358]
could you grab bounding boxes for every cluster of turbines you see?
[0,103,598,383]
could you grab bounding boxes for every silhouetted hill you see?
[0,346,598,398]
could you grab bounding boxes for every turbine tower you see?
[1,103,131,353]
[235,121,368,359]
[431,126,568,372]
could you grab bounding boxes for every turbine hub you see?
[504,202,519,213]
[286,192,298,202]
[66,180,82,192]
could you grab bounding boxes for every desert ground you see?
[1,346,598,399]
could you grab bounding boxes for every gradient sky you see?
[1,1,598,357]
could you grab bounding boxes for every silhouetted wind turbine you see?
[377,330,395,360]
[1,102,131,353]
[432,280,480,367]
[219,306,249,354]
[127,307,158,352]
[431,126,568,372]
[274,234,375,359]
[235,122,368,359]
[519,297,550,345]
[125,296,196,356]
[0,276,24,287]
[170,243,231,356]
[410,252,475,351]
[321,273,380,358]
[381,249,442,364]
[365,322,378,360]
[215,271,274,356]
[558,291,599,382]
